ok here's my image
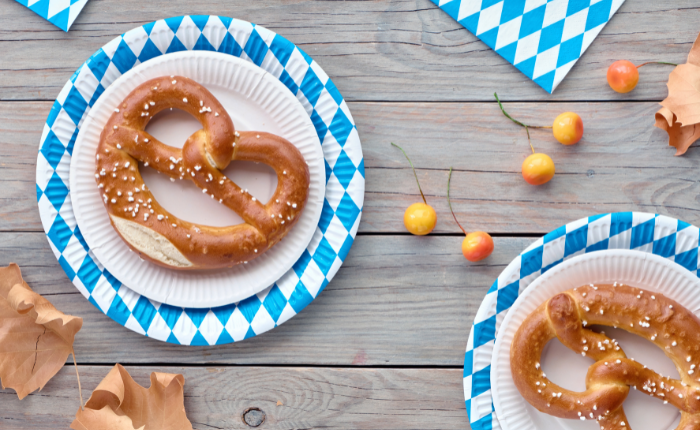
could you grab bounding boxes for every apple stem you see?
[524,126,535,154]
[391,142,427,205]
[494,92,549,154]
[636,61,678,68]
[447,167,468,236]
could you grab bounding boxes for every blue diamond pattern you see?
[335,192,361,232]
[564,225,588,257]
[106,295,131,326]
[47,214,72,253]
[185,307,209,329]
[237,295,262,324]
[299,69,324,107]
[190,332,209,346]
[37,16,364,347]
[44,172,69,212]
[288,281,314,314]
[243,30,269,66]
[262,285,288,323]
[464,212,700,428]
[132,296,157,332]
[313,238,338,275]
[216,329,234,345]
[58,255,76,281]
[77,254,100,293]
[429,0,625,93]
[40,131,66,171]
[218,32,243,57]
[631,218,656,249]
[111,39,138,74]
[14,0,88,31]
[329,109,354,147]
[269,35,295,67]
[158,303,183,330]
[212,303,236,326]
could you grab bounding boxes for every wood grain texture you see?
[6,101,699,234]
[0,365,467,429]
[0,0,697,102]
[3,2,699,427]
[0,232,532,366]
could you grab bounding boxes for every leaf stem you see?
[447,167,467,236]
[636,61,678,68]
[391,143,426,204]
[72,349,84,411]
[494,92,549,154]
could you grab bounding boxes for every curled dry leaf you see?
[0,263,83,399]
[655,32,700,155]
[72,406,143,430]
[72,364,193,430]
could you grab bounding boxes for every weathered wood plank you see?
[1,232,533,366]
[0,0,697,102]
[0,365,468,429]
[3,101,698,234]
[361,102,700,233]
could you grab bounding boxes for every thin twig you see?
[494,92,527,128]
[494,92,549,154]
[72,349,84,410]
[637,61,678,68]
[524,126,534,154]
[447,168,467,235]
[391,143,426,204]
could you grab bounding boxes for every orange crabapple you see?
[607,60,678,94]
[447,168,494,262]
[607,60,639,93]
[392,143,437,236]
[495,93,562,185]
[522,153,555,186]
[552,112,583,145]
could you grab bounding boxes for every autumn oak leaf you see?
[71,364,194,430]
[655,31,700,155]
[0,263,83,399]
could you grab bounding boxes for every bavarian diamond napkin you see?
[431,0,624,93]
[14,0,89,31]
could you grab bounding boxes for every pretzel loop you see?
[94,76,310,270]
[511,284,700,430]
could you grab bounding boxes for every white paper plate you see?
[492,249,700,430]
[69,51,325,308]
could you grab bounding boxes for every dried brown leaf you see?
[72,406,143,430]
[71,364,193,430]
[655,108,700,156]
[656,32,700,155]
[0,263,83,399]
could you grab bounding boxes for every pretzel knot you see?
[511,284,700,430]
[94,76,310,270]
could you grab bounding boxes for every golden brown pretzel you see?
[511,284,700,429]
[94,76,310,270]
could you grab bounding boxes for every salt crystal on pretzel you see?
[511,283,700,429]
[95,76,310,269]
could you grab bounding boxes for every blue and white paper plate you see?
[35,16,365,345]
[464,212,700,429]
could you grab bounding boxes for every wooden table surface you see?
[1,0,699,428]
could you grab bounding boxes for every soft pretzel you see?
[511,283,700,429]
[94,76,310,270]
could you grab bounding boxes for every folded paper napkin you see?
[14,0,89,31]
[431,0,624,93]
